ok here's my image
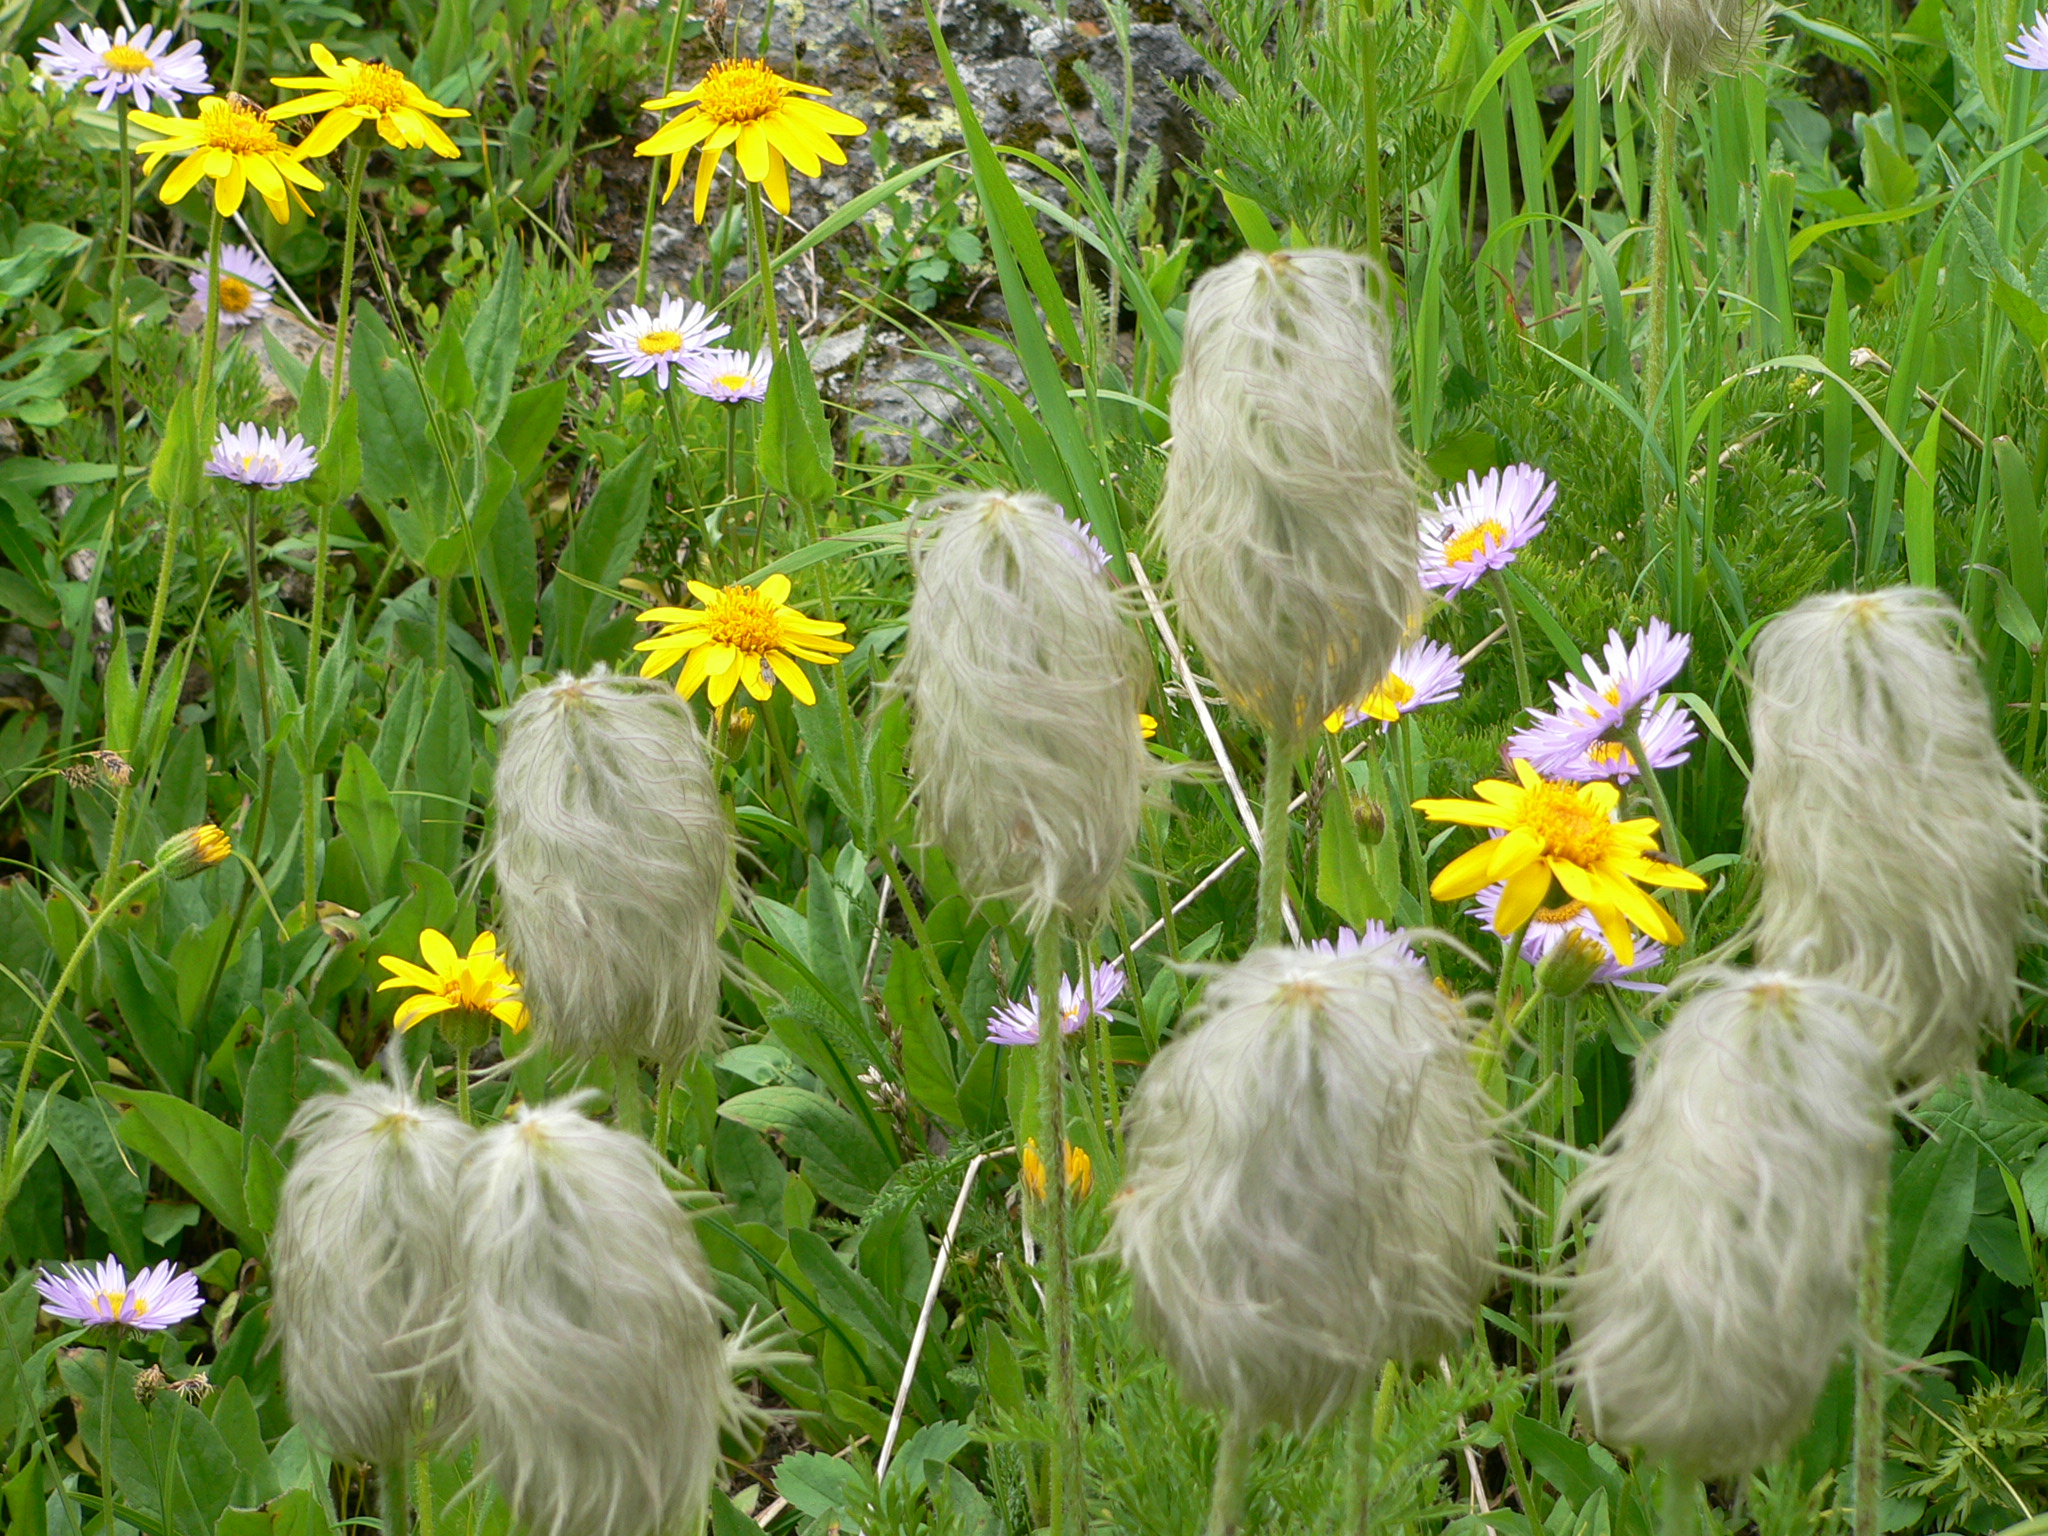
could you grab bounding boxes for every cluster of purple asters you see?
[1505,619,1698,783]
[586,296,774,404]
[987,960,1125,1046]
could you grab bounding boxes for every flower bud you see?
[1534,929,1608,998]
[1351,793,1387,844]
[1021,1139,1093,1202]
[154,825,231,879]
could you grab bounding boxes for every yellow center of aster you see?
[1517,779,1622,868]
[199,97,290,154]
[218,276,254,313]
[1535,899,1588,924]
[1357,671,1417,722]
[102,44,152,72]
[1585,740,1636,771]
[1443,519,1507,567]
[716,372,751,390]
[638,329,684,354]
[340,60,415,113]
[697,59,790,124]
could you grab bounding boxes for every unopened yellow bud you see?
[1535,929,1608,998]
[154,825,231,879]
[1020,1138,1093,1201]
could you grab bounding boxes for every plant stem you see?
[415,1452,436,1536]
[99,1340,119,1536]
[1349,1376,1375,1536]
[1492,917,1535,1053]
[613,1052,644,1135]
[1205,1416,1250,1536]
[327,143,369,411]
[379,1459,405,1535]
[241,487,278,861]
[1255,735,1292,947]
[1035,923,1081,1536]
[1490,568,1533,710]
[746,182,780,359]
[655,1061,675,1163]
[1661,1468,1699,1536]
[1643,86,1680,429]
[454,1046,473,1127]
[635,0,693,304]
[109,106,131,565]
[4,867,160,1197]
[230,0,251,93]
[197,207,225,437]
[1854,1151,1892,1536]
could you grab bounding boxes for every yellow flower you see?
[633,573,853,707]
[130,94,325,221]
[1021,1139,1093,1201]
[154,825,231,879]
[1412,759,1706,965]
[1139,713,1158,740]
[376,928,528,1034]
[267,44,469,159]
[635,58,868,222]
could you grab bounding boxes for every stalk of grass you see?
[635,0,693,305]
[1036,922,1082,1536]
[1256,737,1293,947]
[1853,1159,1892,1536]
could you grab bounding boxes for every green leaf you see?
[333,744,406,897]
[787,1226,912,1365]
[0,1076,63,1214]
[495,379,569,487]
[302,391,361,509]
[411,668,473,870]
[887,939,961,1126]
[422,322,477,419]
[462,243,523,437]
[1996,436,2046,626]
[1889,1131,1977,1358]
[59,1351,238,1536]
[719,1086,892,1215]
[760,336,835,509]
[539,439,655,670]
[106,1088,258,1250]
[147,386,202,513]
[1902,404,1942,589]
[1316,783,1392,927]
[43,1094,146,1266]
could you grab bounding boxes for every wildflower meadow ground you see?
[4,0,2048,1531]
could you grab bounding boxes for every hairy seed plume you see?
[899,489,1156,927]
[271,1051,473,1466]
[1564,969,1891,1477]
[1155,249,1421,741]
[1747,588,2043,1089]
[491,666,734,1066]
[454,1098,747,1536]
[1112,944,1504,1431]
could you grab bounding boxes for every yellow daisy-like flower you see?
[633,573,854,707]
[267,44,470,159]
[635,58,868,222]
[1412,759,1706,965]
[376,928,528,1034]
[130,94,326,222]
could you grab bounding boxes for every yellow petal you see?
[734,120,771,182]
[761,149,790,212]
[159,151,211,205]
[693,140,726,222]
[418,928,459,974]
[1492,859,1555,935]
[394,994,455,1031]
[1431,839,1508,901]
[767,650,816,705]
[758,572,792,605]
[213,160,248,218]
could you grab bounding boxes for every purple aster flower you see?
[1508,695,1698,783]
[35,23,208,112]
[1419,463,1555,593]
[1548,619,1691,730]
[682,345,772,404]
[204,423,317,489]
[2011,13,2048,65]
[987,960,1125,1045]
[1062,515,1113,571]
[1307,921,1426,968]
[1469,884,1666,992]
[1324,637,1464,732]
[37,1256,203,1332]
[188,245,278,329]
[586,296,729,388]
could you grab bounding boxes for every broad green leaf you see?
[146,386,202,512]
[462,243,523,437]
[887,939,961,1126]
[333,744,405,897]
[719,1086,892,1215]
[43,1094,146,1266]
[106,1087,257,1249]
[1889,1131,1976,1358]
[540,439,656,671]
[760,336,835,509]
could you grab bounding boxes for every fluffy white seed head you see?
[1747,588,2043,1089]
[271,1056,474,1466]
[454,1099,741,1536]
[899,489,1155,928]
[1156,249,1421,741]
[1601,0,1763,90]
[1564,969,1891,1478]
[491,666,734,1066]
[1111,944,1504,1431]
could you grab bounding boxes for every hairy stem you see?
[1255,735,1292,947]
[99,1340,118,1536]
[1854,1153,1892,1536]
[1661,1469,1699,1536]
[1643,88,1680,429]
[1205,1416,1250,1536]
[747,182,779,360]
[1491,568,1533,711]
[454,1045,474,1127]
[1036,924,1081,1536]
[612,1052,644,1136]
[1349,1376,1375,1536]
[379,1459,406,1536]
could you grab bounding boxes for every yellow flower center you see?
[96,1289,146,1316]
[102,44,152,73]
[1443,518,1506,566]
[703,585,786,656]
[218,275,255,313]
[1517,781,1620,869]
[1534,899,1588,924]
[341,61,415,114]
[1584,740,1636,771]
[716,373,750,390]
[437,969,509,1013]
[639,329,683,354]
[697,59,790,125]
[199,97,288,156]
[1357,671,1417,722]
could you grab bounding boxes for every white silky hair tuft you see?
[1602,0,1763,90]
[1746,588,2043,1089]
[899,489,1156,927]
[1155,249,1421,741]
[270,1051,474,1466]
[1111,944,1503,1431]
[491,665,734,1066]
[454,1098,744,1536]
[1563,969,1891,1478]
